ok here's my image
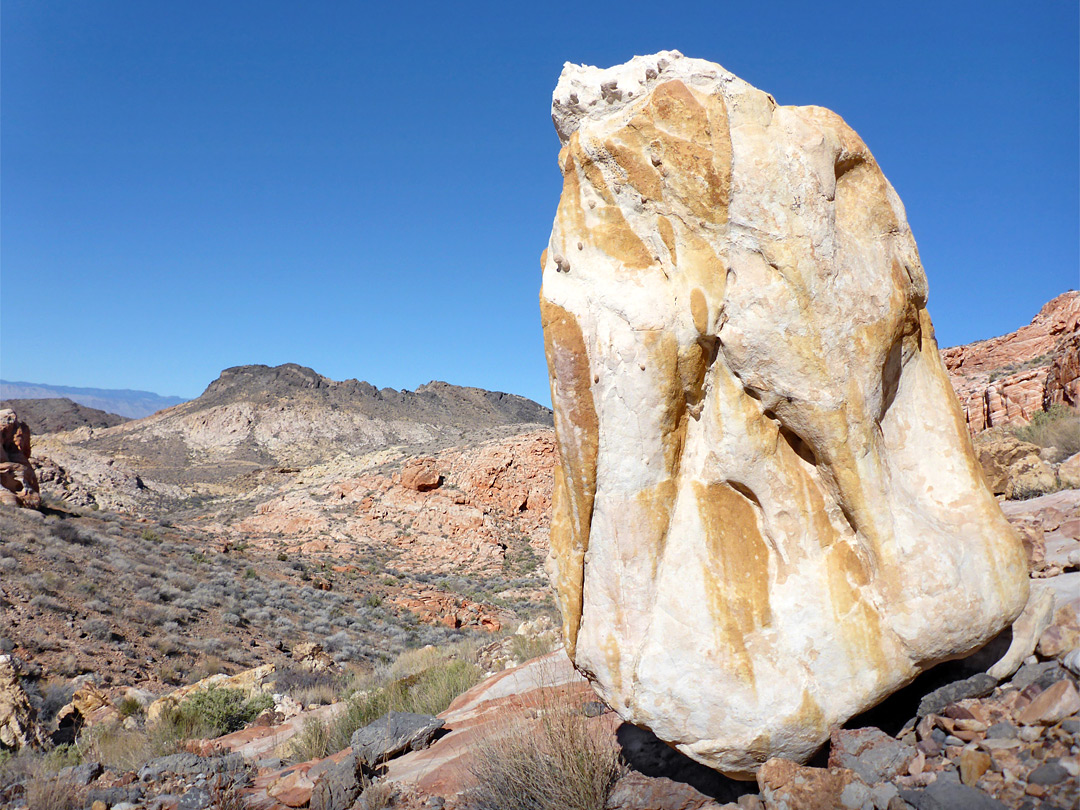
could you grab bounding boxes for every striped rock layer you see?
[539,51,1028,778]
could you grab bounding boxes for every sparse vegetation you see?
[1012,403,1080,457]
[287,643,482,763]
[468,687,624,810]
[163,686,274,739]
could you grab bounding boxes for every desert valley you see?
[2,51,1079,810]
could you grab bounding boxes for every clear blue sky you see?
[3,1,1077,405]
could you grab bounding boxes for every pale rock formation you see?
[0,656,42,750]
[0,409,41,509]
[973,430,1058,499]
[1059,452,1080,490]
[943,291,1080,432]
[540,51,1029,776]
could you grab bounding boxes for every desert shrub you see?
[1013,404,1080,456]
[510,632,556,663]
[24,771,84,810]
[82,618,112,640]
[30,595,71,614]
[163,687,273,739]
[81,723,181,772]
[39,682,75,724]
[84,598,111,614]
[468,690,624,810]
[54,522,95,546]
[288,649,482,763]
[273,667,342,706]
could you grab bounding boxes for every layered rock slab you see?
[540,51,1028,777]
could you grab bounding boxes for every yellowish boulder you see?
[973,430,1057,499]
[147,663,275,724]
[541,51,1028,777]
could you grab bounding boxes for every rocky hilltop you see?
[31,364,552,510]
[0,398,129,435]
[943,291,1080,432]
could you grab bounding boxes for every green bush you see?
[165,687,274,738]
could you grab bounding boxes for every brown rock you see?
[1045,330,1080,412]
[959,749,991,786]
[1015,679,1080,725]
[0,409,41,509]
[756,758,861,810]
[268,767,318,807]
[401,458,441,492]
[1037,597,1080,658]
[974,430,1057,498]
[605,772,722,810]
[147,662,275,723]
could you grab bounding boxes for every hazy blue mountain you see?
[0,380,186,419]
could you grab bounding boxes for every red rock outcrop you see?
[0,409,41,509]
[943,291,1080,432]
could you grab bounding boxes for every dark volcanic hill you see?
[32,364,553,508]
[0,397,130,434]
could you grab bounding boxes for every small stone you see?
[960,749,992,786]
[985,721,1017,739]
[1018,725,1041,742]
[918,675,999,718]
[582,700,606,717]
[92,803,107,810]
[1015,679,1080,725]
[1026,761,1068,785]
[736,796,763,810]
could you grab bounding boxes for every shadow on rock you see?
[615,723,756,803]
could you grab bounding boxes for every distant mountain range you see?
[0,380,186,419]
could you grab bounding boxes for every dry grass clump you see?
[468,691,624,810]
[287,643,482,763]
[79,722,183,772]
[24,770,84,810]
[1013,403,1080,457]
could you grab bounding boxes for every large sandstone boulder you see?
[540,51,1028,777]
[0,409,41,509]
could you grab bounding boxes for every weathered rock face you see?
[943,291,1080,432]
[0,409,41,509]
[0,655,41,751]
[540,51,1029,777]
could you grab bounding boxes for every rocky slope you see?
[0,398,128,435]
[31,364,552,512]
[943,291,1080,432]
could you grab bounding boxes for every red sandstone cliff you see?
[943,291,1080,432]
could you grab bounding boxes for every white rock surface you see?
[540,51,1029,777]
